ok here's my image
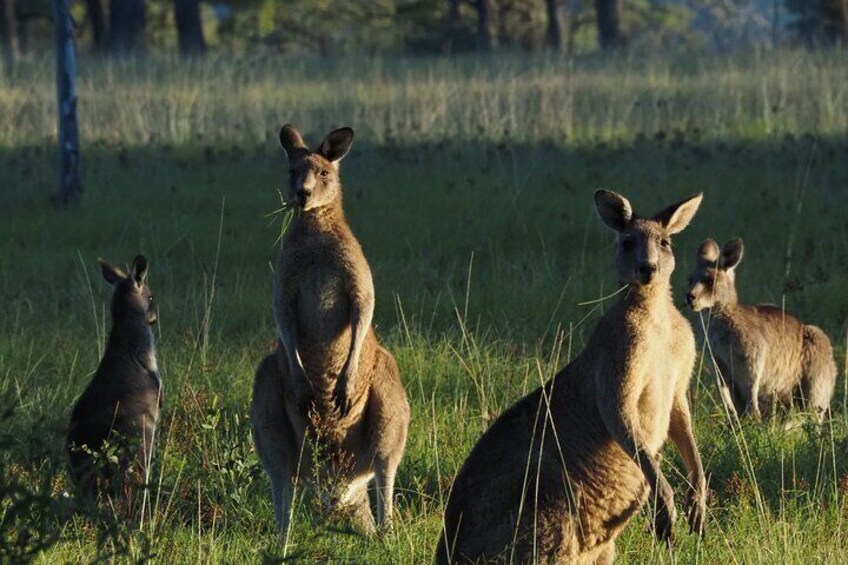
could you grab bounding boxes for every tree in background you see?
[108,0,146,54]
[83,0,106,52]
[445,1,554,52]
[786,0,848,45]
[0,0,807,59]
[174,0,205,56]
[444,0,495,51]
[474,0,495,50]
[52,0,82,204]
[245,0,398,56]
[595,0,620,49]
[545,0,563,50]
[0,0,17,71]
[444,0,461,50]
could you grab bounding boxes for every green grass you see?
[1,51,847,563]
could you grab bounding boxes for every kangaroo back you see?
[67,255,160,500]
[801,324,837,417]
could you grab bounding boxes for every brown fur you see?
[435,191,707,564]
[66,256,160,501]
[686,238,837,422]
[250,125,410,536]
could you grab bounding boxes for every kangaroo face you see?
[99,256,157,325]
[616,219,675,286]
[278,124,354,212]
[288,154,341,211]
[595,190,703,287]
[686,238,743,311]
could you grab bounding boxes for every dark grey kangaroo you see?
[66,256,161,500]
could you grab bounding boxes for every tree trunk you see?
[0,0,17,71]
[545,0,562,50]
[108,0,145,55]
[443,0,461,52]
[595,0,619,50]
[174,0,205,57]
[475,0,494,51]
[84,0,106,53]
[52,0,82,204]
[840,0,848,45]
[497,0,509,46]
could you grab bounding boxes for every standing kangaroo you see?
[66,256,161,500]
[685,238,836,422]
[250,124,410,536]
[435,191,707,564]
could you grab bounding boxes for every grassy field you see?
[1,50,847,563]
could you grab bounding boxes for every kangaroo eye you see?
[148,295,155,303]
[320,170,329,179]
[660,239,671,250]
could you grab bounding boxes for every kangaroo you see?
[685,238,836,423]
[435,190,707,564]
[250,124,410,537]
[66,256,161,500]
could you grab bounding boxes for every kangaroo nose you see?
[686,292,695,306]
[297,188,311,201]
[639,262,658,277]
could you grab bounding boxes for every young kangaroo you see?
[250,124,410,536]
[686,238,836,422]
[66,256,161,500]
[435,190,707,564]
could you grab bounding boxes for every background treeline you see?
[0,0,847,64]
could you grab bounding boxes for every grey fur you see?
[66,255,160,500]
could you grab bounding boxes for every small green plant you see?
[199,395,263,522]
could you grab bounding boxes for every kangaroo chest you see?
[638,339,678,450]
[617,307,680,451]
[136,327,161,388]
[282,241,354,343]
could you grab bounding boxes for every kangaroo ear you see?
[98,258,126,286]
[698,239,720,264]
[129,255,149,286]
[653,193,703,235]
[720,238,744,271]
[279,124,309,161]
[318,127,354,163]
[594,189,633,232]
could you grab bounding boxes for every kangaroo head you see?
[595,190,703,287]
[685,238,743,311]
[278,124,354,212]
[98,255,157,325]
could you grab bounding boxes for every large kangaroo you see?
[435,190,707,564]
[686,238,836,422]
[66,256,161,500]
[251,124,410,536]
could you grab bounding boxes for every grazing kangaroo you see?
[66,256,161,500]
[436,190,707,564]
[686,238,836,422]
[250,124,410,537]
